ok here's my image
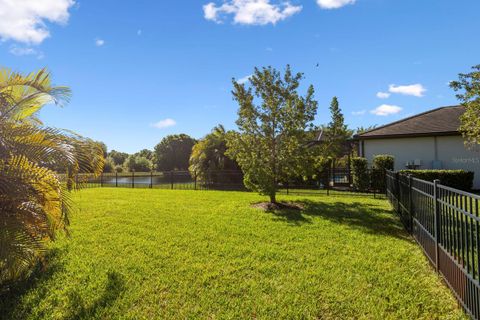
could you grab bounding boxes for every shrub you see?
[372,155,394,191]
[400,170,474,191]
[312,157,332,188]
[351,157,370,191]
[373,155,395,171]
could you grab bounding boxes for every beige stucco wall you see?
[362,135,480,189]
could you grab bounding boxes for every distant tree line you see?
[98,65,376,204]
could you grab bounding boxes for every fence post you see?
[170,171,174,190]
[327,167,331,196]
[132,171,135,189]
[100,173,103,187]
[395,172,400,212]
[433,179,440,272]
[385,170,388,197]
[194,173,197,190]
[408,175,413,232]
[115,172,118,187]
[150,171,153,189]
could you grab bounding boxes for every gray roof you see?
[356,105,465,139]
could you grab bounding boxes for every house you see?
[355,105,480,189]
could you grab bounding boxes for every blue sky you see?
[1,0,479,153]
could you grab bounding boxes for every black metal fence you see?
[61,169,383,197]
[386,171,480,319]
[66,170,245,191]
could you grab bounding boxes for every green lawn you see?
[0,189,465,319]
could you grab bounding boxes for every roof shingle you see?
[356,105,465,139]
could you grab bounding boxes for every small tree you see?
[226,65,318,203]
[450,65,480,149]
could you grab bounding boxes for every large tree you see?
[154,134,196,171]
[0,68,104,285]
[189,124,239,181]
[323,97,352,163]
[226,65,318,203]
[108,150,129,166]
[136,149,154,161]
[123,155,153,172]
[451,64,480,149]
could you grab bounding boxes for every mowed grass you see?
[1,189,465,319]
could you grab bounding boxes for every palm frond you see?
[0,67,103,286]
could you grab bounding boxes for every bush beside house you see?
[372,155,395,192]
[400,170,474,191]
[351,157,370,191]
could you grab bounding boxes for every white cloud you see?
[388,84,426,97]
[9,45,44,59]
[370,104,402,116]
[9,46,36,56]
[352,110,366,116]
[376,92,390,99]
[0,0,75,44]
[203,0,302,25]
[237,75,252,84]
[95,39,105,46]
[152,118,176,129]
[316,0,355,9]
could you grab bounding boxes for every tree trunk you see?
[270,192,276,204]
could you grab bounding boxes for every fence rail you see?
[386,171,480,319]
[60,170,246,191]
[58,169,384,197]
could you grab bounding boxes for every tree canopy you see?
[108,150,129,166]
[226,65,318,203]
[154,134,196,171]
[320,97,353,166]
[136,149,155,161]
[123,154,153,172]
[189,125,239,181]
[451,64,480,149]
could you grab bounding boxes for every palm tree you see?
[189,124,239,184]
[0,68,104,286]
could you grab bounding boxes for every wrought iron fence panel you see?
[386,170,480,319]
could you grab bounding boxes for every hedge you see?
[351,157,370,192]
[372,155,394,192]
[373,155,395,171]
[399,170,474,191]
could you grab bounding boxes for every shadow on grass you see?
[269,199,410,241]
[0,249,126,320]
[0,248,66,320]
[65,271,125,319]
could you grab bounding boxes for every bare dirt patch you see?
[251,202,304,212]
